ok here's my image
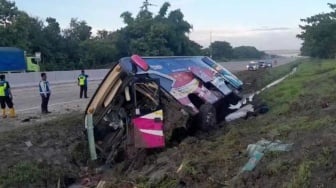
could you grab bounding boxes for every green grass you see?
[261,59,336,117]
[172,58,336,187]
[0,162,65,187]
[288,160,313,188]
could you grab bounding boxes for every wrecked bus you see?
[85,55,243,164]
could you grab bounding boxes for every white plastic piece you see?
[226,104,254,122]
[135,108,140,115]
[125,86,131,101]
[229,101,242,110]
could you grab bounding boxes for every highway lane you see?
[12,81,100,114]
[218,57,298,72]
[8,57,297,117]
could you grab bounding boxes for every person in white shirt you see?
[39,73,51,114]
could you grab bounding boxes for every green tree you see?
[41,17,66,70]
[297,3,336,58]
[62,18,92,69]
[233,46,265,59]
[79,39,117,68]
[117,1,197,56]
[0,0,18,26]
[63,18,92,41]
[210,41,233,60]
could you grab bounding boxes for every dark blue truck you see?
[0,47,40,72]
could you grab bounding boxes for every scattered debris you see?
[241,139,293,172]
[321,102,329,108]
[226,104,254,122]
[21,118,30,123]
[228,66,297,123]
[255,104,269,114]
[248,94,254,102]
[96,181,108,188]
[24,141,33,148]
[21,116,39,123]
[177,162,184,173]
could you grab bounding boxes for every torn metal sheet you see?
[225,104,254,122]
[229,67,297,111]
[24,141,33,148]
[241,139,293,172]
[226,67,297,121]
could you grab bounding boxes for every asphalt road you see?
[13,81,100,114]
[4,56,297,123]
[218,57,298,72]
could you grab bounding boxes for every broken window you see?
[133,80,161,115]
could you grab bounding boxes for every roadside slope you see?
[3,58,333,188]
[104,59,336,187]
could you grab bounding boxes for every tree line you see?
[0,0,265,71]
[298,3,336,58]
[204,41,266,61]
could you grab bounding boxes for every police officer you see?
[78,69,89,98]
[0,74,16,118]
[39,72,51,114]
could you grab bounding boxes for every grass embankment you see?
[0,113,86,187]
[128,59,336,188]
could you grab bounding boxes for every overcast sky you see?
[13,0,332,50]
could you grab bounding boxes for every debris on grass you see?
[241,139,293,172]
[241,149,264,172]
[226,104,254,122]
[24,140,33,148]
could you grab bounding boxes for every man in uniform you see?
[78,69,89,98]
[0,74,16,118]
[39,73,51,114]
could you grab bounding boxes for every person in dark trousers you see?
[0,74,16,118]
[39,73,51,114]
[78,69,89,98]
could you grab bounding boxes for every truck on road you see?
[0,47,40,72]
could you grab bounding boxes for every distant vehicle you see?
[258,60,273,69]
[84,55,243,164]
[264,61,273,68]
[258,61,266,68]
[0,47,40,72]
[247,61,259,71]
[258,61,273,68]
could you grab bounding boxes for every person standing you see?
[0,74,16,118]
[78,69,89,98]
[39,73,51,114]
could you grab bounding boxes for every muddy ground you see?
[2,59,335,188]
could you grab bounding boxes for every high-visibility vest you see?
[39,81,50,94]
[0,81,7,97]
[78,75,86,86]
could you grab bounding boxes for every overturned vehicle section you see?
[85,55,243,164]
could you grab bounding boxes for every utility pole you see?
[141,0,156,11]
[209,31,213,58]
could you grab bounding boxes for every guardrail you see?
[4,69,109,88]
